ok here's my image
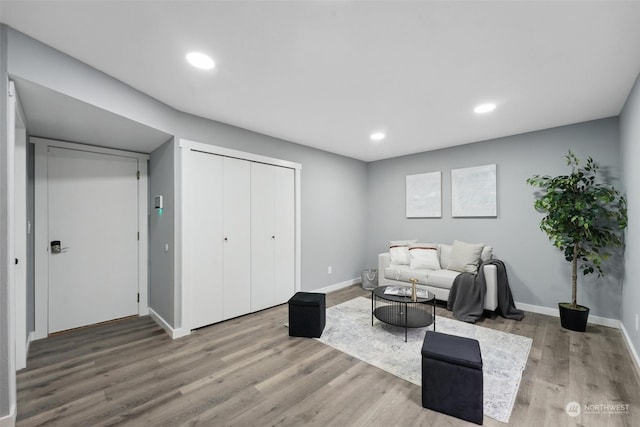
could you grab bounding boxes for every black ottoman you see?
[421,331,483,425]
[288,292,326,338]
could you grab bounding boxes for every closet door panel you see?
[273,166,295,305]
[223,157,251,319]
[250,163,275,312]
[189,152,224,329]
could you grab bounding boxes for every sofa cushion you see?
[448,240,484,274]
[427,269,461,290]
[409,244,440,270]
[481,245,493,262]
[439,244,452,269]
[384,265,431,285]
[389,246,411,265]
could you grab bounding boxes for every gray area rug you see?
[316,297,532,423]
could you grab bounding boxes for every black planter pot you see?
[558,303,590,332]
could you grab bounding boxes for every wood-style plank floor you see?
[17,285,640,426]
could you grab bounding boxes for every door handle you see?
[50,241,69,253]
[51,240,61,253]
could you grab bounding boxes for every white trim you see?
[313,277,361,295]
[515,302,620,328]
[148,308,191,340]
[33,137,149,338]
[620,323,640,382]
[179,139,302,171]
[31,137,149,160]
[11,80,28,371]
[25,330,35,357]
[137,159,149,315]
[178,139,302,332]
[33,143,48,339]
[5,77,17,423]
[0,404,16,427]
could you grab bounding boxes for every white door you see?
[188,151,224,328]
[251,163,295,311]
[273,166,295,305]
[222,157,251,319]
[188,152,251,329]
[251,163,276,312]
[48,147,139,333]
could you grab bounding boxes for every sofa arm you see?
[378,253,392,286]
[482,264,498,311]
[378,253,391,271]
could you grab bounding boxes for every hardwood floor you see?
[17,285,640,426]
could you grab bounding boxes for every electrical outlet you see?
[328,266,332,275]
[636,314,639,331]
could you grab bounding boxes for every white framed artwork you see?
[406,171,442,218]
[451,164,497,217]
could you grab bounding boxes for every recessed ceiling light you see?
[474,103,496,114]
[186,52,215,70]
[370,132,386,142]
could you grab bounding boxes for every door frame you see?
[178,139,302,336]
[33,137,149,339]
[11,81,28,370]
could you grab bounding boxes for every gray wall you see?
[366,118,623,319]
[150,119,368,327]
[0,22,11,422]
[149,138,175,325]
[620,72,640,357]
[6,27,368,331]
[177,112,369,291]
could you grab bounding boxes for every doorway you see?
[33,138,149,337]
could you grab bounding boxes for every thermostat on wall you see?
[154,195,163,210]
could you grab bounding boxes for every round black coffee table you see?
[371,286,436,342]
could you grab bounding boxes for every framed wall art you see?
[406,171,442,218]
[451,164,497,217]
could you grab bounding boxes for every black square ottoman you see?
[288,292,326,338]
[421,331,483,425]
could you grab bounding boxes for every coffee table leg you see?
[433,297,436,331]
[404,302,408,342]
[371,291,374,326]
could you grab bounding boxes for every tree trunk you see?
[571,243,578,308]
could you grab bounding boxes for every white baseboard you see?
[313,277,361,294]
[0,404,16,427]
[26,330,35,356]
[148,308,191,340]
[515,301,620,328]
[620,323,640,382]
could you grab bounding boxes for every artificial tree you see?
[527,151,627,329]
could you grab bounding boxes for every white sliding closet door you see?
[222,158,251,319]
[251,163,276,312]
[251,163,295,311]
[273,166,295,304]
[189,152,224,328]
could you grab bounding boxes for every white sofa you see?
[378,241,498,311]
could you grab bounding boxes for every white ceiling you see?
[2,1,640,161]
[13,78,172,153]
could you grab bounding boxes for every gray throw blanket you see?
[447,259,525,323]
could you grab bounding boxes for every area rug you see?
[316,297,532,423]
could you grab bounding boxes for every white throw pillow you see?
[409,245,440,270]
[447,240,484,274]
[389,246,411,265]
[481,245,493,262]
